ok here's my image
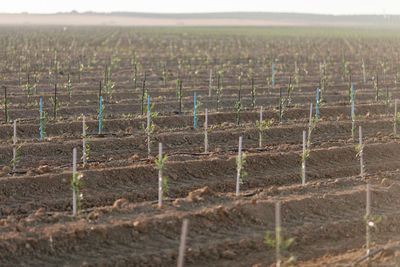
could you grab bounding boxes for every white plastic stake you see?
[359,126,364,179]
[307,103,313,149]
[158,143,163,207]
[72,147,77,215]
[82,115,87,165]
[204,108,208,153]
[177,219,189,267]
[259,106,263,148]
[275,201,281,267]
[236,136,243,197]
[147,109,151,155]
[302,130,306,186]
[208,69,213,97]
[12,120,17,172]
[366,183,371,256]
[394,99,397,136]
[362,59,366,84]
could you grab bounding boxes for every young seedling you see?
[98,96,104,134]
[64,73,72,102]
[271,62,275,87]
[2,86,9,123]
[373,74,379,102]
[251,77,256,108]
[144,96,159,155]
[155,143,168,207]
[351,84,356,142]
[235,136,247,197]
[216,72,223,111]
[49,83,59,120]
[355,126,364,178]
[301,130,308,186]
[176,79,183,113]
[71,148,84,215]
[82,115,89,165]
[11,120,26,172]
[362,58,366,84]
[286,77,294,107]
[141,72,147,115]
[208,69,213,97]
[265,201,296,267]
[394,99,399,136]
[365,183,382,257]
[177,219,189,267]
[256,106,274,148]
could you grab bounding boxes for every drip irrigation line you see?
[57,159,110,169]
[347,244,400,266]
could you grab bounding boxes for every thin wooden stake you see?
[359,126,364,179]
[158,143,163,207]
[302,130,306,186]
[307,103,313,149]
[275,201,281,267]
[204,108,208,153]
[236,136,243,197]
[177,219,189,267]
[72,147,77,215]
[12,120,17,172]
[147,109,151,155]
[82,115,87,165]
[208,69,212,97]
[366,183,371,256]
[259,106,263,148]
[394,99,398,136]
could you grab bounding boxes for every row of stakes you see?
[8,88,381,266]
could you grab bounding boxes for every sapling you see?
[141,72,147,115]
[39,99,48,139]
[143,97,159,155]
[235,136,247,197]
[2,86,9,123]
[234,99,242,125]
[265,201,296,267]
[365,183,382,257]
[286,77,294,107]
[98,96,104,134]
[355,126,364,178]
[49,83,59,120]
[64,73,72,102]
[176,79,183,113]
[155,143,168,207]
[256,106,274,148]
[216,73,222,111]
[373,74,379,102]
[251,77,256,108]
[11,120,26,172]
[208,69,213,97]
[362,58,366,84]
[82,115,89,165]
[301,130,308,185]
[71,148,84,215]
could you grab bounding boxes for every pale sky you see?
[2,0,400,15]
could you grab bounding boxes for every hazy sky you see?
[3,0,400,15]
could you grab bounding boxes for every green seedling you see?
[154,153,168,197]
[71,172,84,213]
[236,152,247,183]
[265,230,296,266]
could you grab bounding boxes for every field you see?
[1,26,400,266]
